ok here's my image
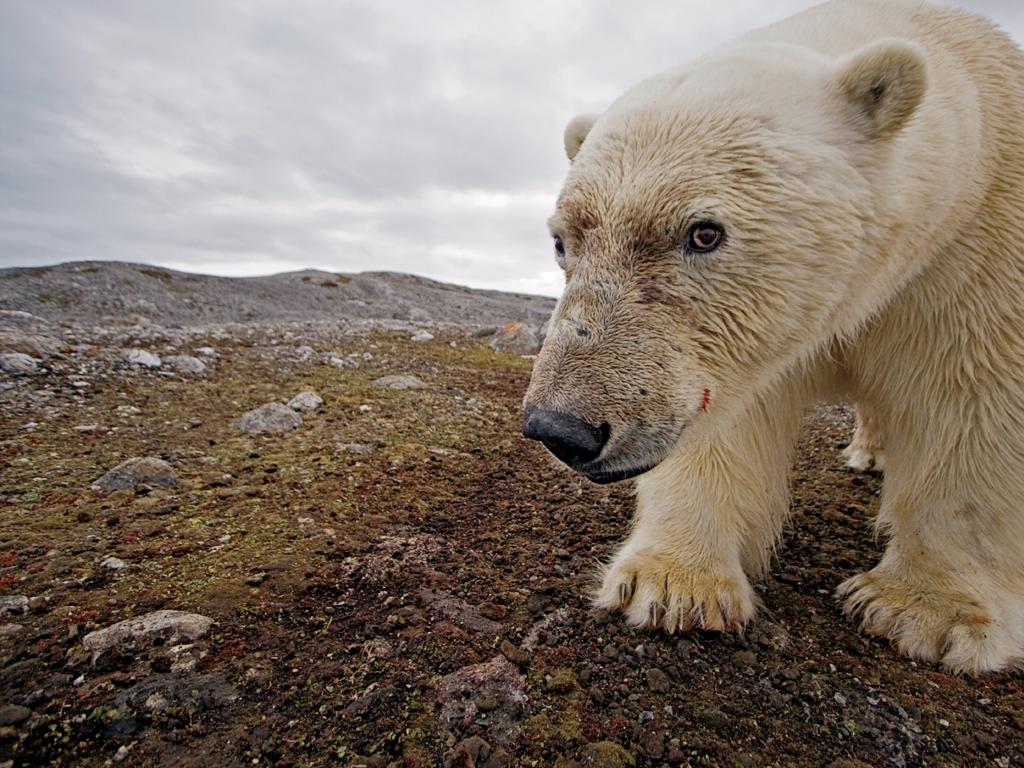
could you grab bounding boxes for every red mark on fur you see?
[700,388,712,413]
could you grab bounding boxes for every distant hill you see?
[0,262,556,327]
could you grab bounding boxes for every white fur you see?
[532,0,1024,674]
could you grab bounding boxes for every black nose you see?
[522,405,610,466]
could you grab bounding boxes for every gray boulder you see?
[82,610,213,656]
[165,354,206,374]
[490,322,541,355]
[123,349,161,368]
[93,457,179,491]
[373,374,426,390]
[287,391,323,412]
[0,352,41,374]
[232,402,302,434]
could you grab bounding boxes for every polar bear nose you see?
[522,405,609,466]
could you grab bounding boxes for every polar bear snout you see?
[522,404,609,466]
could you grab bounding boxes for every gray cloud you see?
[0,0,1020,296]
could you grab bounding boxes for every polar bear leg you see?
[841,403,886,472]
[838,443,1024,673]
[838,538,1024,674]
[594,380,806,633]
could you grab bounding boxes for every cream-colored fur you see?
[524,0,1024,673]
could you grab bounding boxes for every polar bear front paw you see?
[595,549,756,633]
[838,569,1021,674]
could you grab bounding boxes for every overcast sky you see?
[1,1,1022,297]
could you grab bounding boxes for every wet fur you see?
[525,0,1024,673]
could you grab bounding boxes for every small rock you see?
[577,741,635,768]
[82,610,213,656]
[287,391,323,412]
[99,556,127,570]
[372,374,426,390]
[646,668,671,693]
[245,572,267,586]
[410,330,434,342]
[232,402,302,434]
[164,355,206,374]
[92,457,179,491]
[294,345,315,359]
[732,650,757,668]
[122,349,161,368]
[700,708,730,731]
[444,736,491,768]
[195,346,217,358]
[489,322,541,355]
[437,656,527,748]
[0,705,31,726]
[338,443,373,455]
[0,352,40,374]
[0,596,28,617]
[143,693,169,712]
[0,624,23,638]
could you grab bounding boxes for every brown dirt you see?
[1,330,1021,767]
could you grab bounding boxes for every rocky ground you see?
[0,265,1022,767]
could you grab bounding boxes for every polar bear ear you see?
[564,113,599,161]
[835,38,928,139]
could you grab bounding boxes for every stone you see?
[338,443,373,455]
[0,352,40,374]
[437,656,527,748]
[489,322,541,355]
[164,354,206,374]
[0,705,31,726]
[287,391,323,412]
[92,457,179,491]
[372,375,426,390]
[100,556,128,570]
[646,668,672,693]
[232,402,302,434]
[410,330,434,342]
[123,349,161,368]
[195,346,217,357]
[0,596,28,617]
[82,610,213,656]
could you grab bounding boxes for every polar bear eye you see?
[553,235,567,266]
[685,221,725,254]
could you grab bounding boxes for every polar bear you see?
[521,0,1024,674]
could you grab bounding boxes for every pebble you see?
[287,391,323,412]
[195,346,217,357]
[646,667,671,693]
[410,330,434,342]
[92,456,179,491]
[372,374,426,390]
[232,402,303,434]
[99,555,127,570]
[700,707,730,730]
[338,443,373,454]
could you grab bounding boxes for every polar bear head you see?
[523,39,928,483]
